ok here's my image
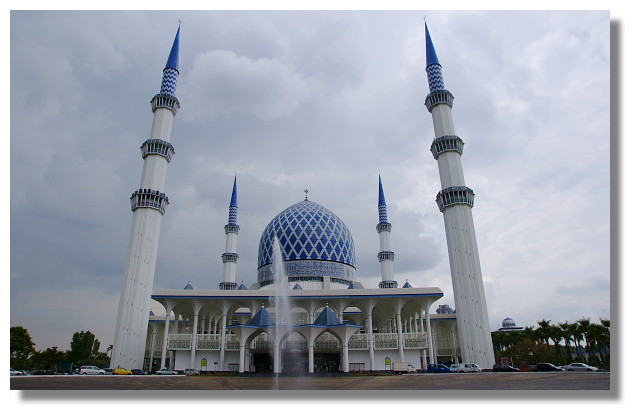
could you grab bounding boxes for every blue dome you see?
[502,317,516,328]
[257,200,356,285]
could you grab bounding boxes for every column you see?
[189,312,199,369]
[367,310,375,371]
[308,344,315,373]
[160,305,172,370]
[425,308,436,364]
[219,314,227,370]
[239,343,246,373]
[396,313,405,362]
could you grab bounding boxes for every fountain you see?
[270,237,291,382]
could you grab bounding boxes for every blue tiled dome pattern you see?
[160,67,179,96]
[258,200,356,269]
[426,64,445,92]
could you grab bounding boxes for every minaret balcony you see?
[425,89,454,112]
[377,251,395,262]
[141,139,175,162]
[430,135,464,159]
[151,93,180,116]
[130,188,169,214]
[224,224,240,234]
[219,282,238,290]
[376,222,392,233]
[435,186,475,212]
[378,280,398,289]
[222,252,239,263]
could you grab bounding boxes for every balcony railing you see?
[196,334,221,350]
[167,332,430,351]
[168,334,192,350]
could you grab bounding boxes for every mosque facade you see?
[111,22,495,373]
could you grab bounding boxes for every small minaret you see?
[376,175,397,288]
[111,25,181,369]
[424,23,495,368]
[220,177,239,290]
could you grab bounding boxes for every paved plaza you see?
[11,372,611,391]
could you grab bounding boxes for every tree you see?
[68,330,100,362]
[558,322,575,364]
[575,317,592,363]
[10,326,36,369]
[30,347,67,371]
[536,319,552,346]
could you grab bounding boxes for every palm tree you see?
[547,324,564,365]
[106,344,113,358]
[536,319,552,346]
[558,322,575,364]
[577,317,592,362]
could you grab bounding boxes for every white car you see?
[453,363,482,373]
[561,363,600,372]
[155,368,178,375]
[10,368,25,376]
[79,365,106,375]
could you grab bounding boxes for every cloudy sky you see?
[9,9,613,352]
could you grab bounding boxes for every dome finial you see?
[304,189,308,201]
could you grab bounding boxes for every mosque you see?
[110,22,496,374]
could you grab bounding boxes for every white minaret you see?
[377,175,397,289]
[220,177,239,290]
[424,23,495,368]
[111,26,181,369]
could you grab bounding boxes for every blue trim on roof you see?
[152,292,444,300]
[165,25,180,71]
[425,23,440,67]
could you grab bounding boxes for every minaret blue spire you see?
[378,175,388,224]
[425,23,440,67]
[165,24,180,71]
[159,24,181,98]
[424,23,446,94]
[228,176,238,226]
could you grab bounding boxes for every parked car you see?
[10,368,25,376]
[535,363,563,372]
[114,366,132,375]
[155,368,177,375]
[79,365,105,375]
[427,363,453,373]
[32,369,55,375]
[131,369,148,375]
[104,368,115,375]
[493,364,520,372]
[184,368,200,376]
[453,363,482,373]
[561,363,600,372]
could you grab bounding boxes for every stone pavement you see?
[11,372,611,391]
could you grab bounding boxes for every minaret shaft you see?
[220,178,239,290]
[377,175,396,288]
[111,27,180,370]
[425,23,494,369]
